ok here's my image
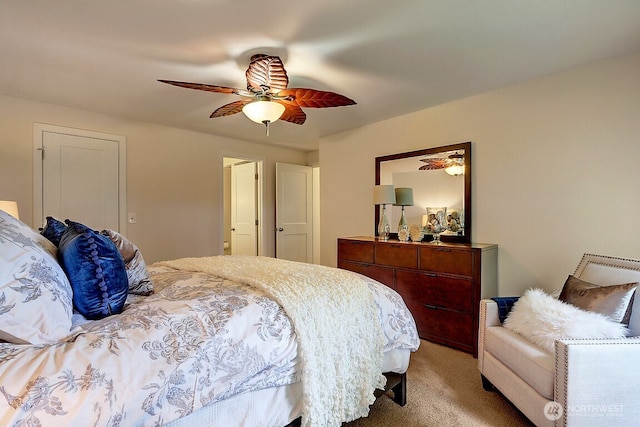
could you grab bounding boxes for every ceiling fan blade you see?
[159,79,241,95]
[210,99,252,118]
[277,100,306,125]
[418,158,448,170]
[279,88,356,108]
[246,55,289,93]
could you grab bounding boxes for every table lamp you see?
[373,185,396,241]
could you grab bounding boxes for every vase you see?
[426,207,447,244]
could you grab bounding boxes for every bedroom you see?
[1,1,640,425]
[1,1,639,297]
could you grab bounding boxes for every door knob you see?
[277,227,284,232]
[231,228,236,231]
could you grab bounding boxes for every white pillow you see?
[101,229,154,295]
[504,288,629,353]
[0,210,74,344]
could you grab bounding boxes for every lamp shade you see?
[0,200,19,220]
[394,188,414,206]
[373,185,396,205]
[242,101,285,124]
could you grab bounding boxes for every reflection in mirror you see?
[375,142,471,243]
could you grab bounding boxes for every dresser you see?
[337,237,497,356]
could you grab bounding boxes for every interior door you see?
[34,124,126,231]
[276,162,312,262]
[231,161,258,255]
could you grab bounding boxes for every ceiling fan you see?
[419,152,465,176]
[159,54,356,135]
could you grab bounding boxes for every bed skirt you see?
[165,348,411,427]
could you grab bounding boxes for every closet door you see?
[34,124,126,231]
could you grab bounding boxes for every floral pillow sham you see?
[0,209,74,344]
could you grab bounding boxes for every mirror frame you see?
[374,141,472,243]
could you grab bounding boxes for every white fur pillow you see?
[504,288,629,353]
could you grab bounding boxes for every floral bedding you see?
[0,262,419,427]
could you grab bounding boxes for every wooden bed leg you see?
[383,371,407,406]
[391,372,407,406]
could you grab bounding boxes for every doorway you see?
[223,157,263,256]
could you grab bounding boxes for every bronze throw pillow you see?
[559,275,638,324]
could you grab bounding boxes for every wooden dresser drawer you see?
[405,300,473,350]
[395,270,473,312]
[375,243,418,269]
[337,237,497,356]
[338,260,395,288]
[338,239,374,263]
[420,246,473,276]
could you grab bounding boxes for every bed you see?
[0,210,419,426]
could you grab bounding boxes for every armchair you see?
[478,253,640,426]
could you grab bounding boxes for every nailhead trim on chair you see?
[575,253,640,275]
[478,301,487,373]
[554,340,568,427]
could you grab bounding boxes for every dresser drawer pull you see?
[424,304,439,310]
[424,272,438,277]
[435,248,452,252]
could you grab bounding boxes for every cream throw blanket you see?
[157,255,385,426]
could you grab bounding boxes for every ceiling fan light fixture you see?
[242,99,285,124]
[445,164,465,176]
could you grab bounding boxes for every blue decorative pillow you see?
[40,216,67,247]
[58,220,128,319]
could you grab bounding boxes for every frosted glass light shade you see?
[394,188,414,206]
[0,200,19,219]
[373,185,396,205]
[445,164,465,176]
[242,101,285,124]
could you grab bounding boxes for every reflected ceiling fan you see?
[419,152,465,176]
[159,54,356,135]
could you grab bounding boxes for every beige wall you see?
[319,51,640,296]
[0,95,307,262]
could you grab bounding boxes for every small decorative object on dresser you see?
[447,208,463,234]
[425,207,447,244]
[409,224,423,242]
[338,236,497,356]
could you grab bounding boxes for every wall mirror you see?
[374,141,471,243]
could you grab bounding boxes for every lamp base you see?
[378,207,391,241]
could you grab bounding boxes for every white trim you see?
[32,123,127,233]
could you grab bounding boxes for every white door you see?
[231,161,258,255]
[33,124,126,231]
[276,162,313,262]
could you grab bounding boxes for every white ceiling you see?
[2,1,640,152]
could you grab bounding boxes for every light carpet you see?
[344,340,534,426]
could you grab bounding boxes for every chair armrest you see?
[479,299,501,328]
[555,337,640,425]
[478,300,501,372]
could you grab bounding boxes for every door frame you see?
[221,153,264,256]
[33,123,127,231]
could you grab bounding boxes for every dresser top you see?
[339,236,497,250]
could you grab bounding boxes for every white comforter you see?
[0,256,419,427]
